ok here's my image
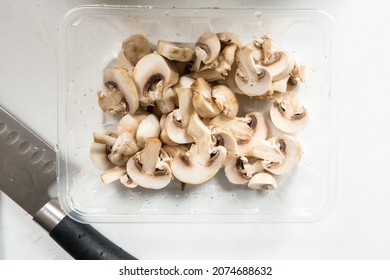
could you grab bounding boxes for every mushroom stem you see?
[93,132,117,146]
[140,137,162,175]
[100,166,127,184]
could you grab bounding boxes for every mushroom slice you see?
[90,143,115,170]
[155,87,176,114]
[226,61,244,94]
[211,126,237,154]
[249,140,285,163]
[165,87,195,144]
[116,50,134,73]
[132,53,179,106]
[287,63,306,91]
[235,46,272,97]
[191,78,222,118]
[263,134,302,175]
[260,36,295,81]
[126,137,172,189]
[217,32,242,47]
[270,92,308,133]
[160,114,178,146]
[165,110,193,144]
[248,172,278,190]
[211,85,239,119]
[100,166,127,184]
[108,131,140,166]
[136,114,161,148]
[209,112,268,156]
[156,40,194,62]
[224,156,264,185]
[93,132,117,146]
[120,174,138,188]
[272,75,290,94]
[117,114,139,135]
[122,34,152,66]
[191,31,221,72]
[171,112,227,184]
[98,67,139,114]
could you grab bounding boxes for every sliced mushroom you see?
[117,114,139,135]
[171,112,227,184]
[248,172,278,190]
[225,156,264,185]
[120,174,138,188]
[235,46,272,97]
[126,137,172,189]
[155,87,176,114]
[217,32,242,47]
[270,92,308,133]
[209,112,268,156]
[100,166,127,184]
[191,44,237,82]
[272,75,290,94]
[191,78,221,118]
[211,85,239,119]
[132,53,179,106]
[263,134,302,175]
[287,63,306,91]
[98,67,139,114]
[108,131,140,166]
[191,31,221,72]
[249,139,285,163]
[116,50,134,73]
[211,126,237,154]
[162,144,190,159]
[165,87,194,144]
[156,40,194,62]
[136,114,161,148]
[259,36,295,81]
[93,132,117,146]
[122,34,152,66]
[90,143,115,170]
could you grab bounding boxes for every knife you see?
[0,106,137,260]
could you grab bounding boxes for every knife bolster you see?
[33,198,66,232]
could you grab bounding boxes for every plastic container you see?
[57,6,337,223]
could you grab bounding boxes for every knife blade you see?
[0,106,137,260]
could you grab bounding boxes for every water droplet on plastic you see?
[165,10,170,16]
[6,131,19,144]
[255,11,262,17]
[9,177,14,182]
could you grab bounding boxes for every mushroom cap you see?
[171,145,227,184]
[156,40,194,62]
[270,92,308,133]
[136,114,161,148]
[101,67,139,114]
[116,50,134,73]
[191,78,222,118]
[132,53,179,106]
[117,114,140,135]
[248,172,278,190]
[224,156,250,185]
[155,87,176,114]
[122,34,152,66]
[262,134,302,175]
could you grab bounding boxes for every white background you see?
[0,0,389,260]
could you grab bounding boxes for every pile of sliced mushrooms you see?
[90,31,308,191]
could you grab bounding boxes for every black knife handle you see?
[49,216,137,260]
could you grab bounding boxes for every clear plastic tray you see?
[57,5,337,223]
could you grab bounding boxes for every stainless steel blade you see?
[0,106,56,216]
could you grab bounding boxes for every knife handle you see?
[49,216,137,260]
[34,199,137,260]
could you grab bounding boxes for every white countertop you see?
[1,0,390,259]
